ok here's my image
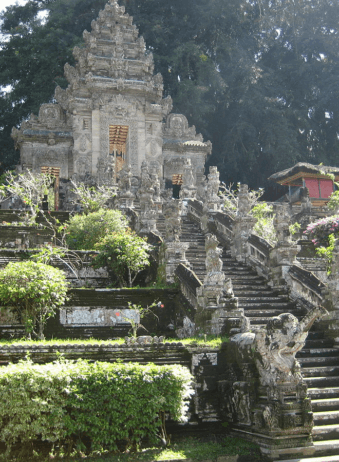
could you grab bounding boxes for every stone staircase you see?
[277,332,339,462]
[164,214,339,462]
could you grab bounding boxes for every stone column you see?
[116,164,135,209]
[206,166,222,212]
[230,185,257,262]
[91,109,101,177]
[195,234,244,335]
[269,203,299,288]
[180,158,197,200]
[162,199,190,283]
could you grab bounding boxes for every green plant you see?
[220,182,264,218]
[252,202,277,245]
[0,359,194,459]
[289,221,301,237]
[70,180,116,214]
[123,301,162,337]
[93,230,152,287]
[65,208,128,250]
[0,170,54,225]
[316,233,336,274]
[0,261,68,339]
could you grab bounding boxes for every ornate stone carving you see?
[180,158,197,200]
[38,104,65,129]
[163,199,182,242]
[274,203,291,243]
[204,234,224,284]
[64,63,80,89]
[232,305,327,386]
[96,156,115,185]
[206,166,222,211]
[237,184,251,217]
[163,113,200,141]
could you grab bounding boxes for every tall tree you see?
[1,0,339,195]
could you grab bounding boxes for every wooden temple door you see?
[109,125,129,181]
[40,167,60,211]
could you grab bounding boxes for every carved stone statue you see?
[237,184,251,217]
[206,166,222,211]
[232,305,328,386]
[163,199,182,242]
[180,158,197,200]
[204,233,224,283]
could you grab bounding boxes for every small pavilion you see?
[268,162,339,205]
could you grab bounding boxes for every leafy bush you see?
[65,208,128,250]
[0,359,194,458]
[304,215,339,273]
[93,230,152,287]
[0,261,68,339]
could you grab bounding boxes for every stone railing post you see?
[162,199,190,283]
[269,203,298,288]
[179,158,197,201]
[323,240,339,344]
[116,163,135,209]
[137,161,158,234]
[195,234,245,335]
[230,185,257,262]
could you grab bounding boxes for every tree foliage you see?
[94,230,152,287]
[65,208,128,250]
[1,0,339,195]
[0,261,68,339]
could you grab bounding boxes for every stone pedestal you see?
[164,241,190,283]
[231,216,257,262]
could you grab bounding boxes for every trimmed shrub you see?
[65,208,128,250]
[0,359,194,458]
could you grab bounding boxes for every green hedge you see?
[0,359,194,457]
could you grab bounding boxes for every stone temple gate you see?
[11,0,212,208]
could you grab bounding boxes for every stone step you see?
[313,424,339,441]
[311,398,339,412]
[299,357,339,367]
[236,296,292,303]
[298,348,339,358]
[273,455,339,462]
[303,338,335,349]
[237,301,295,309]
[301,365,339,377]
[304,376,339,388]
[312,440,339,457]
[307,388,339,399]
[313,410,339,425]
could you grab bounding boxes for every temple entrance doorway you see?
[109,125,129,181]
[172,174,182,199]
[40,167,60,211]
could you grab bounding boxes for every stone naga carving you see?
[232,305,327,386]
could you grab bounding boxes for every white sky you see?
[0,1,27,13]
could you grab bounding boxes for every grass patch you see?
[166,336,229,348]
[9,436,261,461]
[0,336,228,348]
[0,338,126,347]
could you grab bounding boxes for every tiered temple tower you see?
[11,0,211,208]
